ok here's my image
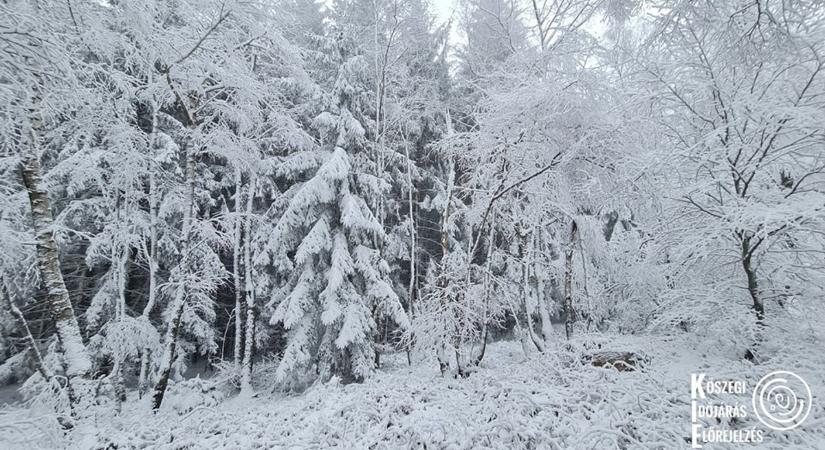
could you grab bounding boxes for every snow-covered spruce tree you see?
[265,29,408,386]
[330,0,453,364]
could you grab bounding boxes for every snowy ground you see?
[1,333,823,449]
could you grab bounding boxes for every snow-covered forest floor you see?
[4,326,824,449]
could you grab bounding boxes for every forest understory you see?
[4,324,825,449]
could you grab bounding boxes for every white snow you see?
[3,333,823,449]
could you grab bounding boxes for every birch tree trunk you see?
[146,170,159,317]
[20,121,91,379]
[112,242,128,407]
[521,228,544,353]
[240,178,256,394]
[404,138,416,366]
[516,227,541,355]
[233,171,245,368]
[404,139,416,321]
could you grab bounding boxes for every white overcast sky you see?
[431,0,458,25]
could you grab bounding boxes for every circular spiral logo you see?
[752,371,812,431]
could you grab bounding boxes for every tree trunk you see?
[436,153,454,374]
[537,282,553,342]
[151,288,186,410]
[112,243,129,404]
[152,139,196,410]
[437,343,449,375]
[138,172,158,398]
[404,138,416,320]
[520,227,544,353]
[564,220,578,340]
[3,287,75,417]
[536,227,553,343]
[139,100,160,399]
[513,307,531,356]
[110,359,126,413]
[741,236,764,361]
[740,237,764,323]
[146,170,159,317]
[20,124,91,379]
[513,226,532,356]
[240,178,256,394]
[2,284,52,382]
[233,171,245,368]
[116,244,128,323]
[137,347,151,399]
[473,221,496,367]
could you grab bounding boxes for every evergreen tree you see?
[266,29,408,385]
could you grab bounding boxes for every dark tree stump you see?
[587,351,640,372]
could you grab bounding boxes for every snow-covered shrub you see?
[162,376,226,415]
